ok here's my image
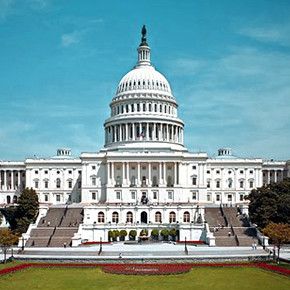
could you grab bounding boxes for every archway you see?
[141,211,147,224]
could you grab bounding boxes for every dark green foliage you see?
[140,229,148,236]
[129,230,137,240]
[119,230,127,237]
[247,178,290,229]
[0,188,39,235]
[160,229,169,240]
[151,229,159,237]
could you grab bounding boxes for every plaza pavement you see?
[1,243,289,261]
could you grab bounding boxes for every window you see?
[56,194,61,202]
[152,176,158,187]
[192,191,197,200]
[183,211,190,223]
[44,195,48,202]
[56,178,61,188]
[130,176,136,187]
[192,177,197,185]
[35,170,38,174]
[112,212,119,223]
[44,181,48,189]
[249,180,254,188]
[207,170,210,174]
[98,212,104,223]
[92,166,96,170]
[153,191,158,199]
[250,170,253,174]
[35,181,39,188]
[240,181,244,188]
[240,170,244,174]
[216,170,220,174]
[92,192,96,200]
[141,176,146,187]
[240,194,244,201]
[92,177,96,186]
[168,191,173,199]
[228,170,232,174]
[192,166,196,170]
[126,211,133,223]
[216,180,220,188]
[116,191,121,199]
[207,180,210,188]
[131,191,136,199]
[68,170,72,174]
[228,194,232,202]
[155,211,162,223]
[216,194,220,201]
[57,171,60,174]
[44,170,48,174]
[207,194,211,201]
[169,211,176,223]
[68,180,72,188]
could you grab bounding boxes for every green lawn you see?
[0,267,289,290]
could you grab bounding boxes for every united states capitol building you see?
[1,27,289,245]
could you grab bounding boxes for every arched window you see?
[6,196,11,204]
[131,104,134,112]
[155,211,162,223]
[126,211,133,223]
[98,212,105,223]
[13,195,18,203]
[169,211,176,223]
[154,104,157,112]
[183,211,190,223]
[112,212,119,223]
[56,178,61,188]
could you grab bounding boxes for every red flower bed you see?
[0,262,289,277]
[82,241,111,245]
[177,240,205,244]
[102,264,191,275]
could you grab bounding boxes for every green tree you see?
[151,229,159,240]
[108,230,115,242]
[129,230,137,240]
[119,230,127,241]
[160,229,169,241]
[140,229,148,236]
[246,178,290,229]
[169,228,177,241]
[263,222,290,263]
[0,228,18,263]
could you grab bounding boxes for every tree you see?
[108,230,115,242]
[160,229,169,241]
[140,229,148,236]
[119,230,127,241]
[169,229,177,241]
[0,228,18,263]
[246,178,290,229]
[129,230,137,240]
[151,229,159,240]
[263,222,290,263]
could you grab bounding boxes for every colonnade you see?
[0,170,25,191]
[263,169,284,184]
[105,122,183,145]
[106,161,180,187]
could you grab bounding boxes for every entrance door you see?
[141,211,148,224]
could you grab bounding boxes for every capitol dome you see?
[103,26,186,152]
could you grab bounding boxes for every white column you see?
[166,124,169,141]
[111,162,115,185]
[274,170,277,183]
[125,124,128,141]
[163,162,166,185]
[122,162,125,185]
[4,170,7,190]
[153,123,156,141]
[126,162,130,185]
[139,123,142,138]
[114,126,117,142]
[267,170,271,184]
[174,162,177,185]
[159,162,162,184]
[148,162,152,186]
[177,162,180,185]
[181,129,184,144]
[11,171,14,190]
[137,162,141,186]
[107,162,111,185]
[146,122,149,140]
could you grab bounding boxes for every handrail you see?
[47,226,57,247]
[220,205,228,227]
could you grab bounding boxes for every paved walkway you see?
[3,243,288,261]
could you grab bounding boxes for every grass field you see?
[0,266,289,290]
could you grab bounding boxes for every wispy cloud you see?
[61,31,83,47]
[238,25,290,47]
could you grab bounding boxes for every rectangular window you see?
[240,194,244,201]
[192,177,197,185]
[228,194,232,202]
[216,194,220,201]
[44,195,48,202]
[153,191,158,199]
[68,181,72,188]
[240,181,244,188]
[249,181,254,188]
[131,191,136,199]
[192,191,197,200]
[56,194,61,202]
[35,181,39,189]
[216,170,220,174]
[207,181,210,188]
[35,170,38,174]
[92,192,96,200]
[168,191,173,199]
[250,170,253,174]
[207,170,210,174]
[192,166,196,170]
[92,166,96,170]
[92,177,96,186]
[216,180,220,188]
[44,170,48,174]
[240,170,244,174]
[68,170,72,174]
[44,181,48,189]
[207,194,211,202]
[116,191,121,199]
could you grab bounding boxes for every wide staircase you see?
[205,206,258,247]
[26,206,84,247]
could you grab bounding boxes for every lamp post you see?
[98,237,102,255]
[184,236,188,255]
[21,236,25,251]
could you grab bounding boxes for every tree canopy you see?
[247,178,290,229]
[0,228,18,263]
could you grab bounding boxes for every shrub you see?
[151,229,159,240]
[161,229,169,241]
[129,230,137,240]
[119,230,128,241]
[140,229,148,236]
[169,229,177,241]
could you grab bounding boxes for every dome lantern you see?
[136,25,151,67]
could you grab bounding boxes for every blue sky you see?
[0,0,289,160]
